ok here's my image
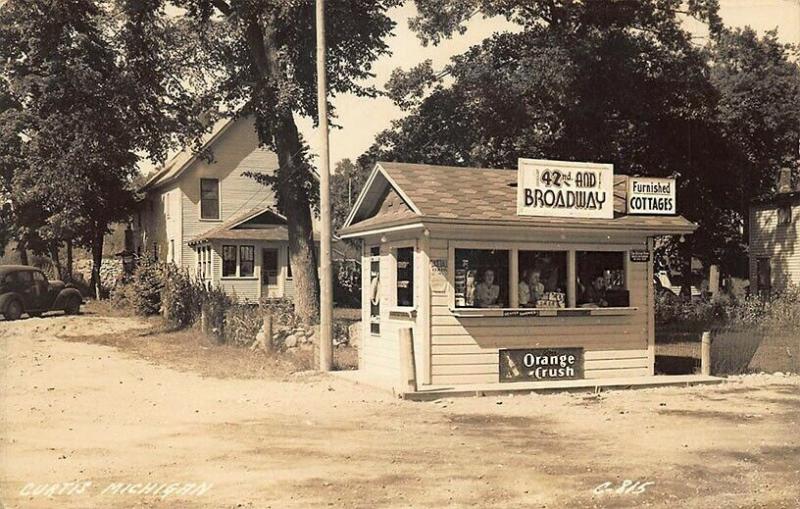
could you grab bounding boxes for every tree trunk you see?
[275,116,320,324]
[679,239,693,298]
[65,239,73,283]
[50,242,63,281]
[244,14,321,325]
[89,230,104,300]
[17,240,28,265]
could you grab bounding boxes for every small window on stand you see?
[395,247,414,307]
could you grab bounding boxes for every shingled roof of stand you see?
[339,161,697,236]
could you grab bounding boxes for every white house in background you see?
[749,168,800,295]
[132,114,319,302]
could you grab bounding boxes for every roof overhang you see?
[339,215,697,240]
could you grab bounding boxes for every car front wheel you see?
[64,296,81,315]
[4,299,23,321]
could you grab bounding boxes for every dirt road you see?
[1,314,799,508]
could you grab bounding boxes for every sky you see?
[144,0,800,175]
[299,0,800,171]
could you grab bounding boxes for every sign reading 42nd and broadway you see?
[627,177,676,215]
[517,159,614,219]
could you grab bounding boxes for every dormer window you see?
[200,178,220,220]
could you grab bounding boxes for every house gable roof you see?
[340,161,697,237]
[140,116,243,193]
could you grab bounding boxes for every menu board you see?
[396,248,414,307]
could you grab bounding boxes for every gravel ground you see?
[1,313,799,508]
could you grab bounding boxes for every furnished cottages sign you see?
[627,177,676,215]
[499,348,585,382]
[517,159,614,219]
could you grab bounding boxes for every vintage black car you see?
[0,265,83,320]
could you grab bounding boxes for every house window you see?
[369,246,380,335]
[454,249,509,308]
[518,251,567,308]
[200,178,220,220]
[395,247,414,307]
[778,204,792,225]
[576,251,628,307]
[239,246,255,277]
[222,245,237,277]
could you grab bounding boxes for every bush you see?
[260,298,301,328]
[333,319,351,346]
[130,253,164,316]
[334,260,361,308]
[224,304,262,346]
[201,285,231,339]
[110,281,137,311]
[162,265,204,328]
[655,293,729,332]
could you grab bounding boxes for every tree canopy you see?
[360,0,800,277]
[0,0,208,288]
[151,0,403,322]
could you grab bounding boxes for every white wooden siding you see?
[749,204,800,291]
[179,118,279,268]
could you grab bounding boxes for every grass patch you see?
[63,322,317,380]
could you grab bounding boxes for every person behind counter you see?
[475,269,500,307]
[519,269,545,307]
[580,275,609,308]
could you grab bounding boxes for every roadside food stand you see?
[339,159,694,389]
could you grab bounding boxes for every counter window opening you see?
[394,246,415,308]
[451,246,631,310]
[576,251,628,308]
[454,248,510,308]
[518,250,567,308]
[369,246,380,335]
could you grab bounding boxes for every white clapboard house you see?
[749,168,800,294]
[131,115,318,302]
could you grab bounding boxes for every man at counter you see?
[580,275,609,308]
[475,269,501,307]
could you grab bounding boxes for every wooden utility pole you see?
[316,0,333,371]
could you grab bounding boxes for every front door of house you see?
[262,248,280,298]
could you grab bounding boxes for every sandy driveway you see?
[1,314,799,508]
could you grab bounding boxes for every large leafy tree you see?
[363,0,800,278]
[331,158,371,231]
[709,27,800,273]
[0,0,206,292]
[150,0,402,323]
